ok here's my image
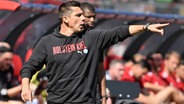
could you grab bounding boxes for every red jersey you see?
[159,70,180,90]
[121,67,135,82]
[141,72,168,86]
[121,67,143,88]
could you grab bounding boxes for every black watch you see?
[101,95,108,100]
[143,23,150,31]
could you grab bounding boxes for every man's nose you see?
[90,17,95,21]
[81,15,85,21]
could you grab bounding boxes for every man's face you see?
[113,63,124,81]
[152,53,163,68]
[0,52,13,71]
[165,55,180,72]
[83,9,96,28]
[66,7,85,32]
[134,65,148,79]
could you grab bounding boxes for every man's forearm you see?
[7,85,22,97]
[100,75,106,104]
[98,63,106,104]
[7,78,30,97]
[21,78,30,90]
[129,25,145,35]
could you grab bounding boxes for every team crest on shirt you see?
[83,49,88,54]
[77,48,88,55]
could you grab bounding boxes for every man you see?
[80,2,107,104]
[121,59,151,83]
[81,2,106,104]
[159,51,181,88]
[0,46,23,104]
[80,2,96,29]
[148,52,163,71]
[20,1,169,104]
[106,59,125,81]
[0,42,23,82]
[105,60,126,104]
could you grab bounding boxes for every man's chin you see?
[89,24,94,27]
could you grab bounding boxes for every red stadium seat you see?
[12,54,23,82]
[25,48,33,62]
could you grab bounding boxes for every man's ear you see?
[62,16,69,23]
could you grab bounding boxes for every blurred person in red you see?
[122,59,184,104]
[121,59,153,103]
[159,51,181,89]
[148,52,164,71]
[142,52,167,91]
[0,46,23,104]
[121,59,151,83]
[141,53,184,104]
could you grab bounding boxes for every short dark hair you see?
[136,59,151,71]
[58,0,81,21]
[0,46,12,54]
[80,2,95,12]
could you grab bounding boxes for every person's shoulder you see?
[41,32,56,39]
[85,28,101,35]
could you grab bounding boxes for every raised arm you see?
[86,23,169,50]
[129,23,169,36]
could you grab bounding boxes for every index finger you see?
[159,23,170,27]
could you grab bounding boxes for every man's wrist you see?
[143,23,150,31]
[101,95,108,100]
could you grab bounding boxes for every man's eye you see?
[86,16,95,19]
[86,16,91,18]
[76,14,82,17]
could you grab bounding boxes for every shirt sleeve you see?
[86,25,131,50]
[20,37,47,79]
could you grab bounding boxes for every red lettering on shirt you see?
[76,41,87,50]
[52,41,87,55]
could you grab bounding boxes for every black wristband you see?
[101,95,108,100]
[143,23,150,31]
